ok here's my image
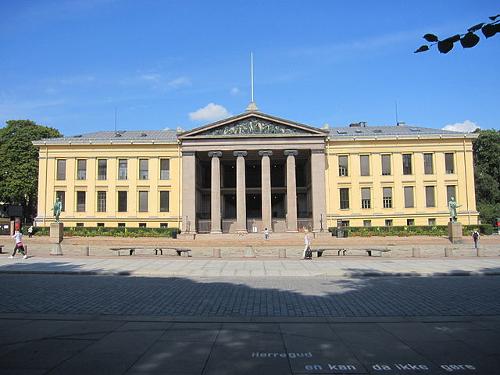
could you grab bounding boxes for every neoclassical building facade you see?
[34,109,479,232]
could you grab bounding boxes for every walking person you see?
[302,228,312,259]
[28,225,34,238]
[264,227,269,240]
[9,229,27,259]
[472,229,480,250]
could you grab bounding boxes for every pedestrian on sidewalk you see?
[472,229,480,249]
[10,229,27,259]
[302,228,312,259]
[28,225,34,238]
[264,227,269,240]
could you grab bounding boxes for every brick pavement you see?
[2,274,500,317]
[1,256,500,277]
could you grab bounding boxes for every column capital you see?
[284,149,298,157]
[233,150,248,157]
[208,151,222,158]
[258,150,273,157]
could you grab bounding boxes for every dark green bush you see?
[463,224,493,235]
[28,226,179,238]
[328,225,448,237]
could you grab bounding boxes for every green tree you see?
[0,120,62,221]
[473,129,500,225]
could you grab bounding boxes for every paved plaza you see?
[1,254,500,374]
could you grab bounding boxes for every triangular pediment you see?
[179,112,327,139]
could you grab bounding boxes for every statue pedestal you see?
[50,223,64,255]
[448,222,463,244]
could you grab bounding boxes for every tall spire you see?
[246,52,259,111]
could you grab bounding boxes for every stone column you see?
[259,150,273,232]
[209,151,222,233]
[234,151,248,233]
[311,149,327,232]
[284,150,298,232]
[181,151,196,233]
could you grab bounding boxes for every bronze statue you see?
[448,197,461,223]
[52,197,62,223]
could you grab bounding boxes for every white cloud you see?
[59,75,95,85]
[189,103,231,122]
[139,73,161,82]
[168,76,191,89]
[442,120,479,133]
[230,87,240,95]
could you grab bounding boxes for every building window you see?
[76,223,84,227]
[404,186,414,208]
[118,223,126,228]
[56,159,66,180]
[97,159,107,180]
[160,191,170,212]
[97,191,106,212]
[118,159,128,180]
[56,191,65,212]
[338,156,348,176]
[428,218,436,226]
[139,223,147,228]
[139,191,148,212]
[447,185,457,203]
[338,220,350,227]
[160,223,168,228]
[160,159,170,180]
[385,219,393,227]
[97,223,104,227]
[118,191,127,212]
[76,191,86,212]
[424,153,434,174]
[407,219,415,226]
[383,187,392,208]
[360,155,370,176]
[77,159,86,180]
[425,186,435,207]
[381,154,391,175]
[363,220,372,227]
[445,153,455,174]
[402,154,412,175]
[361,187,371,209]
[139,159,149,180]
[339,188,349,209]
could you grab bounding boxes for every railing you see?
[297,218,312,231]
[197,220,211,233]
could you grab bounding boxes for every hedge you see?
[328,224,494,237]
[24,226,179,238]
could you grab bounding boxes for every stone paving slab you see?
[0,256,500,277]
[1,316,499,375]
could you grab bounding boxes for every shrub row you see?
[24,226,179,238]
[328,224,494,237]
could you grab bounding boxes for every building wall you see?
[36,143,182,228]
[325,137,478,228]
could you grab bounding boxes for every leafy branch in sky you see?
[415,14,499,54]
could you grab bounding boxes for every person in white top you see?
[10,230,27,259]
[264,227,270,240]
[303,228,312,259]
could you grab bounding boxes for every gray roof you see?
[33,130,178,145]
[33,122,476,146]
[328,125,476,139]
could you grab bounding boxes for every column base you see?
[210,230,222,234]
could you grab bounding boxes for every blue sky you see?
[1,0,498,136]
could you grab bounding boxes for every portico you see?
[179,111,328,234]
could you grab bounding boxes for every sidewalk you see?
[1,256,499,277]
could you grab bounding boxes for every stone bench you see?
[110,247,192,257]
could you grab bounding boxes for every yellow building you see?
[33,108,478,231]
